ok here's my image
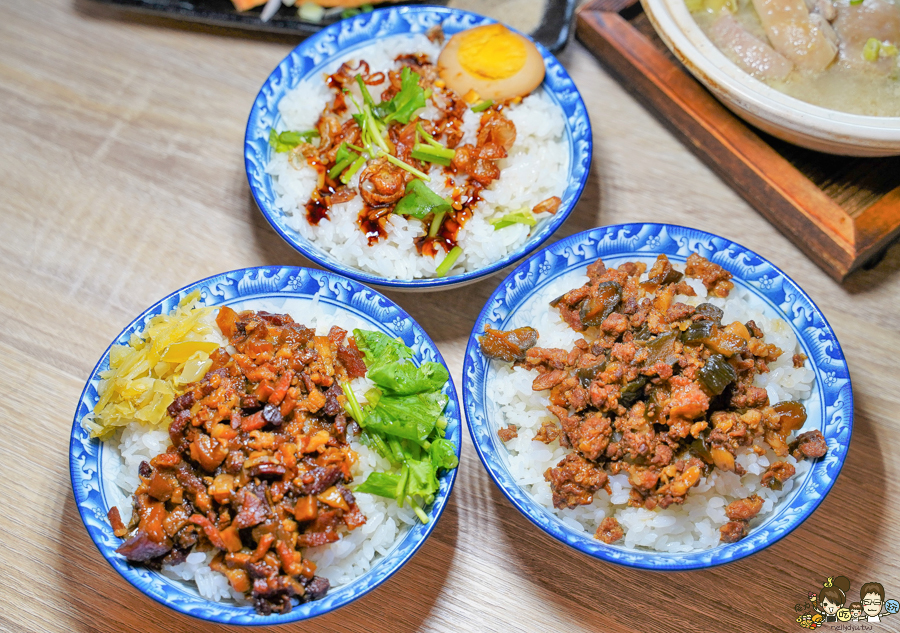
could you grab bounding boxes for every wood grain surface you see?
[2,1,899,632]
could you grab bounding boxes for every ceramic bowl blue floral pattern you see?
[244,6,592,291]
[462,224,852,570]
[70,267,461,623]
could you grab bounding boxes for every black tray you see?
[87,0,578,51]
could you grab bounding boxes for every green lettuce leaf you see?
[353,329,412,372]
[429,438,459,472]
[354,471,401,498]
[405,456,437,505]
[351,328,457,522]
[368,359,449,396]
[376,67,428,124]
[268,128,319,153]
[363,391,448,444]
[393,179,452,221]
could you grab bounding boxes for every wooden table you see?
[3,1,899,631]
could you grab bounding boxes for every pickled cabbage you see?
[84,291,226,439]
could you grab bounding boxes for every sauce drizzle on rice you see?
[300,49,508,251]
[266,31,569,280]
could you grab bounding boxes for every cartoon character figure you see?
[816,576,851,623]
[849,602,863,621]
[860,582,896,623]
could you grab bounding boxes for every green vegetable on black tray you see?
[341,330,458,523]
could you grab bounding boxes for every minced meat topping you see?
[480,254,827,544]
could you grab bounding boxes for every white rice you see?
[267,34,569,279]
[487,261,816,552]
[102,302,413,602]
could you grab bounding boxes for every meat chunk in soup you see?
[833,0,900,75]
[750,0,838,71]
[710,14,795,80]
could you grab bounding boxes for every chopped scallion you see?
[379,151,431,181]
[411,143,455,166]
[355,74,377,110]
[435,246,463,277]
[341,154,367,184]
[340,380,366,425]
[428,210,446,238]
[328,143,360,179]
[328,156,354,180]
[409,498,429,524]
[471,99,494,113]
[396,463,410,507]
[863,37,881,61]
[490,211,537,230]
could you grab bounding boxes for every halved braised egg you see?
[437,23,546,102]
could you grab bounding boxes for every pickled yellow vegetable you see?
[161,340,221,364]
[85,291,224,439]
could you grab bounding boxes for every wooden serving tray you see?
[575,0,900,281]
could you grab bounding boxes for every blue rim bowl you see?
[244,5,592,291]
[70,266,461,624]
[462,223,852,570]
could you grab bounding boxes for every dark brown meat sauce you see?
[479,254,828,544]
[109,308,369,615]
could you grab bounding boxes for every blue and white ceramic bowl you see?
[70,267,461,623]
[462,224,852,570]
[244,6,592,291]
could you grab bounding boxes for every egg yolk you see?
[457,24,527,80]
